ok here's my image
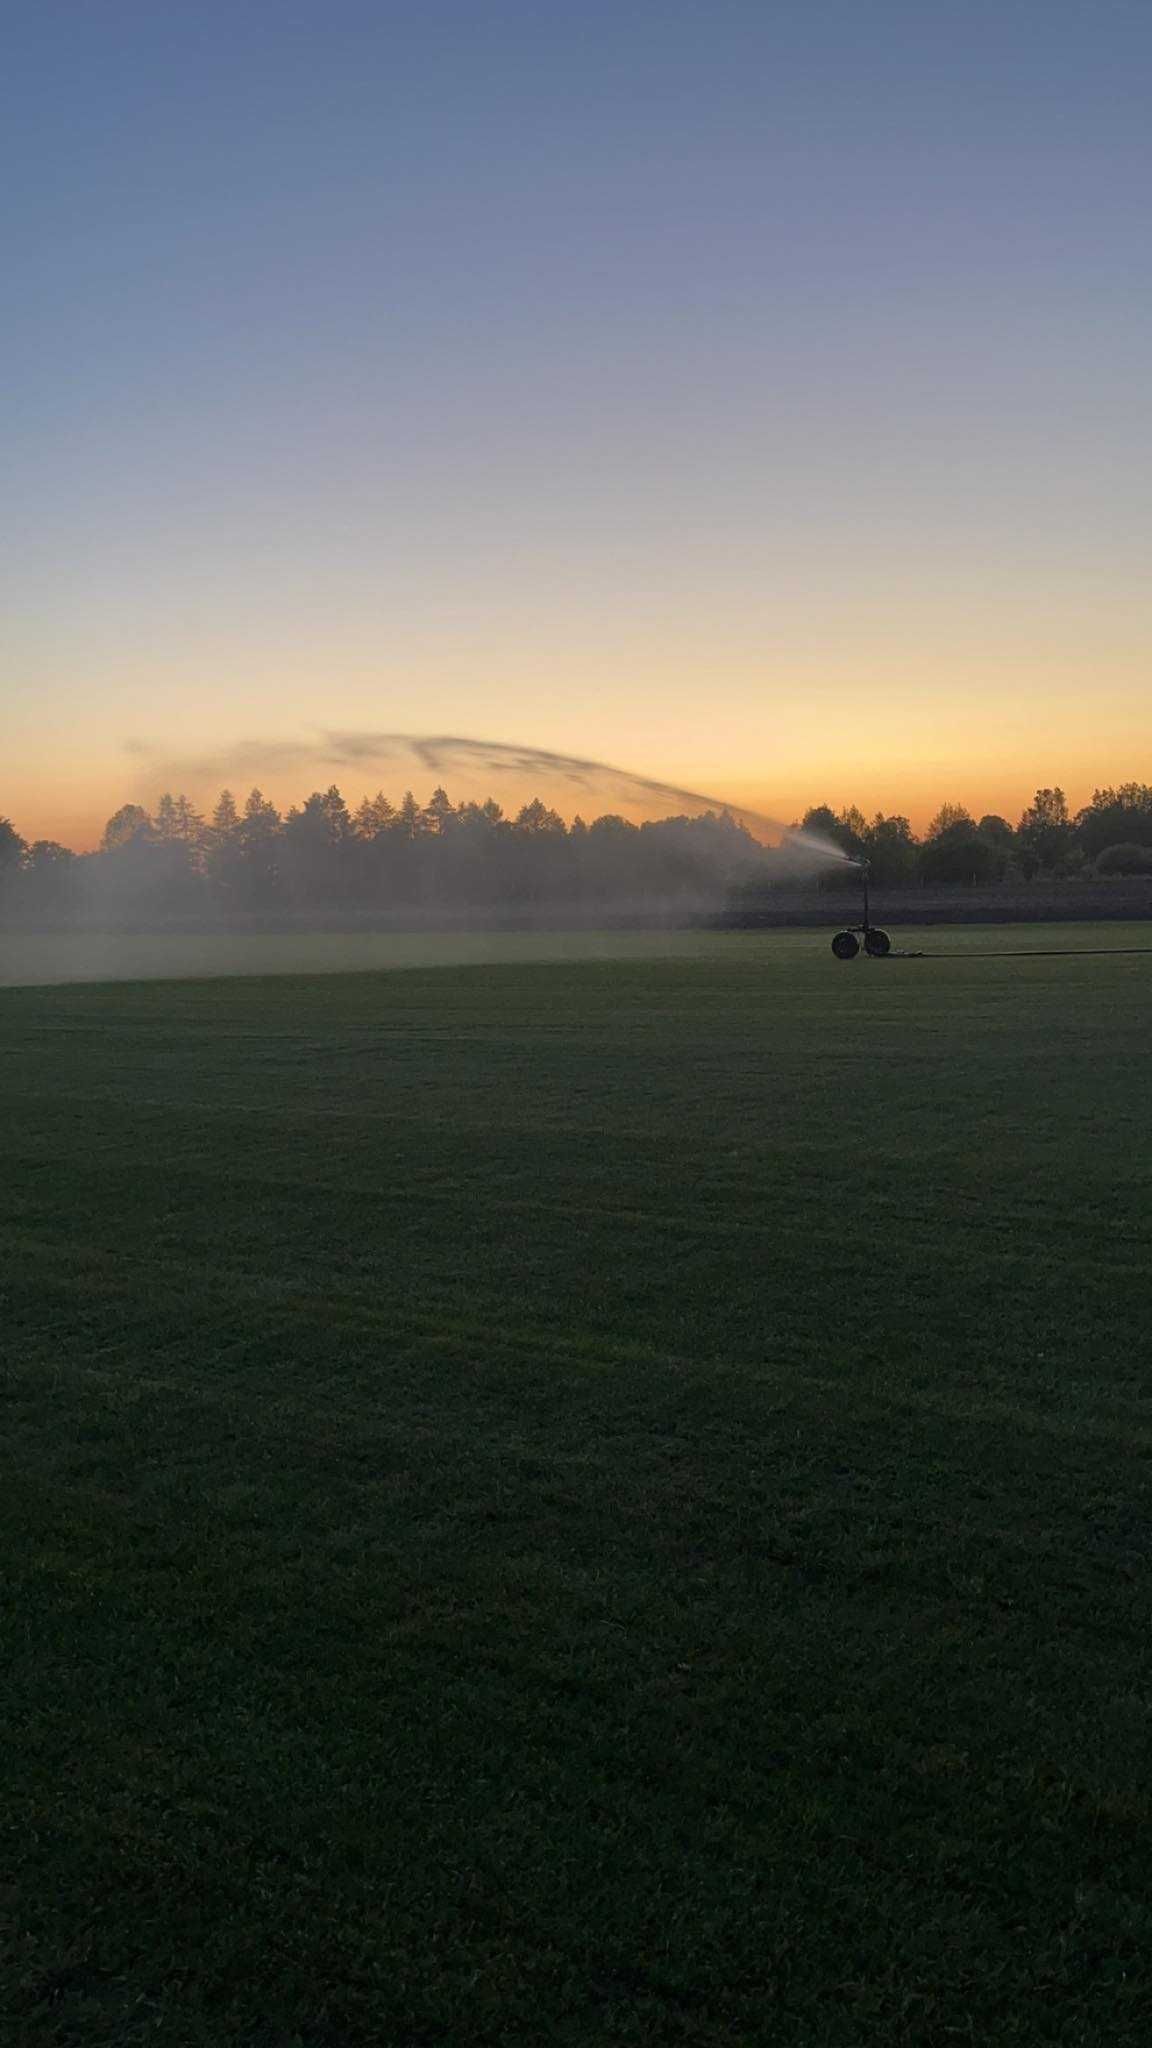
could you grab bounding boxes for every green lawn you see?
[2,928,1151,2044]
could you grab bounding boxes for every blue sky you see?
[5,1,1151,841]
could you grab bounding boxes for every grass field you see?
[3,926,1151,2044]
[0,928,736,989]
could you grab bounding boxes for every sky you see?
[4,0,1150,848]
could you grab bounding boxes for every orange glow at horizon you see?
[6,610,1150,854]
[11,751,1147,857]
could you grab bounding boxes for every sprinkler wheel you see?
[864,927,891,957]
[831,930,860,960]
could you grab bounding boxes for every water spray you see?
[139,730,846,867]
[830,859,892,960]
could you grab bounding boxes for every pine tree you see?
[236,790,283,911]
[211,790,240,843]
[423,786,456,835]
[154,793,179,840]
[396,791,423,839]
[354,791,396,838]
[515,798,567,835]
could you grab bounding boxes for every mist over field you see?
[4,744,1152,986]
[0,733,868,983]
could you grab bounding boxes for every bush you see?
[1094,843,1152,877]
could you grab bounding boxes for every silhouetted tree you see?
[925,803,974,841]
[150,792,206,910]
[283,787,354,911]
[210,790,240,839]
[22,840,77,921]
[392,791,422,840]
[919,819,1001,886]
[515,798,567,836]
[1075,785,1152,859]
[101,804,153,851]
[863,814,919,885]
[0,816,25,863]
[968,816,1014,881]
[977,814,1015,850]
[155,793,204,849]
[27,838,72,869]
[423,786,456,836]
[836,806,869,859]
[205,791,242,906]
[355,791,396,837]
[234,789,283,913]
[96,804,168,920]
[0,817,27,912]
[799,805,858,855]
[1017,787,1071,874]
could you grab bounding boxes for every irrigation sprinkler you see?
[831,859,892,960]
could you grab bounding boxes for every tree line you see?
[799,784,1152,884]
[1,780,1151,928]
[0,786,766,927]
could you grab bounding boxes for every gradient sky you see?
[5,0,1150,847]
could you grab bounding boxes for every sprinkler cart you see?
[831,859,891,959]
